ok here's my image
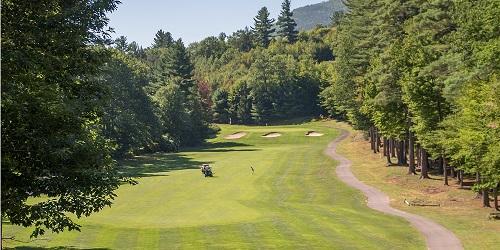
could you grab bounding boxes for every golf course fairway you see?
[2,121,426,249]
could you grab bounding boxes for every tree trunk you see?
[376,130,381,153]
[450,165,456,179]
[370,127,375,152]
[391,138,396,158]
[372,128,377,154]
[420,148,430,179]
[494,183,499,211]
[403,139,408,164]
[476,172,481,196]
[408,132,416,175]
[459,170,464,188]
[483,189,491,207]
[383,137,387,157]
[395,141,400,165]
[384,137,392,166]
[416,144,421,169]
[397,140,406,166]
[401,140,406,165]
[443,157,448,186]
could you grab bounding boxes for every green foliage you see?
[277,0,298,43]
[152,29,174,48]
[148,34,212,147]
[1,0,132,237]
[212,89,230,123]
[321,0,499,191]
[252,7,275,48]
[227,27,254,52]
[228,81,253,124]
[191,26,331,125]
[437,78,500,189]
[100,50,163,157]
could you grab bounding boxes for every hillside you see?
[293,0,347,30]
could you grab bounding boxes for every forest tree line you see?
[320,0,499,209]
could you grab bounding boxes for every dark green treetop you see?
[252,7,275,48]
[277,0,298,43]
[153,29,174,48]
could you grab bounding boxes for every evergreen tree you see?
[115,35,129,52]
[252,7,275,48]
[277,0,298,43]
[212,88,230,123]
[153,29,174,48]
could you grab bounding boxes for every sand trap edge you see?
[262,132,282,138]
[224,132,247,139]
[306,131,324,137]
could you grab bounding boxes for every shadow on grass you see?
[118,141,256,178]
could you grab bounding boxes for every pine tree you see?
[114,35,128,52]
[277,0,298,43]
[153,29,174,48]
[212,88,230,123]
[252,7,275,48]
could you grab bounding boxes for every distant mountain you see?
[292,0,347,30]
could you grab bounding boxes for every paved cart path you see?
[325,129,463,250]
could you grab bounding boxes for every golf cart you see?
[201,164,213,177]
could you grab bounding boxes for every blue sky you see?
[108,0,326,47]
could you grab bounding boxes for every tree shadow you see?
[118,141,256,178]
[194,141,259,153]
[118,153,210,177]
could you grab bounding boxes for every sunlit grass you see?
[334,121,500,250]
[2,120,424,249]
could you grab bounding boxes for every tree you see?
[321,0,379,130]
[252,7,275,48]
[400,0,454,179]
[148,34,212,147]
[228,27,254,52]
[100,50,163,157]
[114,35,129,52]
[330,11,345,26]
[277,0,298,43]
[188,35,228,60]
[149,39,194,90]
[229,82,253,124]
[212,89,230,123]
[152,29,174,48]
[1,0,133,238]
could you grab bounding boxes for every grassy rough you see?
[334,121,500,250]
[2,121,425,249]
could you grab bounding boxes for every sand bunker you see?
[224,132,247,139]
[306,131,324,137]
[262,132,282,138]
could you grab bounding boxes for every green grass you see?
[334,121,500,250]
[2,120,425,249]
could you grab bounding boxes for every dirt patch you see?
[306,131,324,137]
[224,132,247,140]
[262,132,282,138]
